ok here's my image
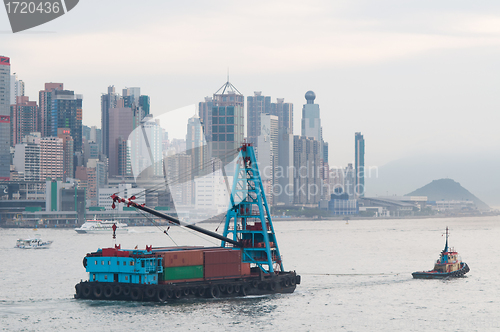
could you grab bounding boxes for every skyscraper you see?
[211,80,244,161]
[130,114,163,178]
[38,83,63,137]
[256,113,278,205]
[108,106,133,177]
[198,96,213,140]
[271,98,293,134]
[275,127,294,206]
[139,95,150,117]
[10,74,24,104]
[247,91,271,147]
[355,132,365,197]
[0,56,11,180]
[301,91,322,142]
[101,86,149,159]
[10,96,38,146]
[13,139,40,181]
[101,86,119,158]
[293,135,322,205]
[186,114,206,179]
[51,89,83,153]
[58,128,74,180]
[40,136,64,180]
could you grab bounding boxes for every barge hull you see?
[75,272,300,302]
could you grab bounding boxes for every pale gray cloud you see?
[1,0,499,179]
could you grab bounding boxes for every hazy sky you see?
[2,0,500,169]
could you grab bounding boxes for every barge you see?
[74,144,300,301]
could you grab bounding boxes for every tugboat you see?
[74,144,300,302]
[412,227,469,279]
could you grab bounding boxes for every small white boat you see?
[75,220,128,234]
[16,237,53,249]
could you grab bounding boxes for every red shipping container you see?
[241,263,251,276]
[204,262,242,279]
[204,249,241,265]
[161,250,204,267]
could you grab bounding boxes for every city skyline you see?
[2,1,499,172]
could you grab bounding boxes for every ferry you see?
[15,237,53,249]
[412,227,469,279]
[75,219,128,234]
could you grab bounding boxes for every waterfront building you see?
[275,127,294,206]
[87,158,107,202]
[45,179,86,222]
[247,91,271,147]
[211,80,244,162]
[0,56,11,180]
[98,183,145,211]
[293,135,322,206]
[355,132,365,197]
[13,141,40,181]
[40,136,64,180]
[10,96,39,146]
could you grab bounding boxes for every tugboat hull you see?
[412,262,470,279]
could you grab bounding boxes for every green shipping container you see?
[163,265,204,281]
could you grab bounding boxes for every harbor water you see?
[1,216,499,331]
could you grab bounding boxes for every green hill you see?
[406,178,490,211]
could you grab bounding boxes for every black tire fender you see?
[146,287,156,298]
[131,288,142,301]
[122,285,131,297]
[104,285,113,298]
[82,283,92,298]
[113,284,122,297]
[93,284,103,298]
[208,285,220,298]
[157,288,168,303]
[75,284,82,298]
